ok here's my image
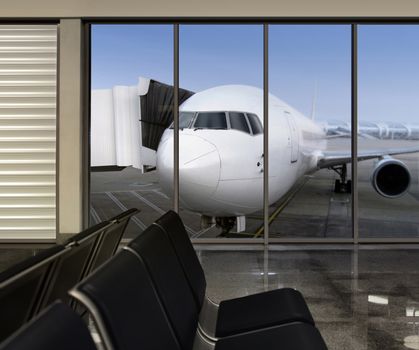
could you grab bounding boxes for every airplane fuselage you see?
[157,85,326,217]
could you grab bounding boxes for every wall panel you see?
[0,24,57,240]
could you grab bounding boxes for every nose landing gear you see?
[202,216,247,237]
[216,217,236,236]
[331,164,352,193]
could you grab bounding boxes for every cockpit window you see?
[193,112,227,129]
[179,112,195,129]
[247,113,263,135]
[168,110,261,135]
[229,112,250,134]
[169,112,195,129]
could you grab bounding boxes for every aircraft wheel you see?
[334,179,341,193]
[346,180,352,193]
[216,217,235,237]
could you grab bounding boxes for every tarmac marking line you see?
[130,191,166,214]
[105,191,147,230]
[130,190,196,235]
[253,177,309,238]
[90,206,101,224]
[152,189,170,199]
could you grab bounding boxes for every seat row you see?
[0,208,138,342]
[1,210,328,350]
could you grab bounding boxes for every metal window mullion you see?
[263,24,269,246]
[173,24,179,213]
[225,112,232,129]
[351,24,359,244]
[243,114,254,136]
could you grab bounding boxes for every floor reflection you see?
[198,248,419,350]
[2,244,419,349]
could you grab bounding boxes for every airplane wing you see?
[317,146,419,169]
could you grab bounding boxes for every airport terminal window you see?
[229,112,251,134]
[247,113,263,135]
[179,24,263,239]
[90,24,173,240]
[193,112,227,129]
[88,23,419,244]
[268,25,351,240]
[358,25,419,239]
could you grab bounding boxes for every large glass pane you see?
[268,25,352,239]
[177,25,263,239]
[90,25,174,239]
[358,25,419,238]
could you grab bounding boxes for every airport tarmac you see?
[90,138,419,240]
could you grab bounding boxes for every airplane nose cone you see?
[157,135,174,196]
[179,135,220,200]
[157,134,221,204]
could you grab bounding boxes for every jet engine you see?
[371,157,410,198]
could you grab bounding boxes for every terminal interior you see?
[1,21,419,350]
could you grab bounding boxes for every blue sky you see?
[359,25,419,124]
[91,24,419,123]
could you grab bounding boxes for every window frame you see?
[87,20,419,246]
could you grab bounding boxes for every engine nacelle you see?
[371,157,410,198]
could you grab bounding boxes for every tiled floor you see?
[2,245,419,349]
[199,248,419,350]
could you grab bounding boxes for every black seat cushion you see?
[0,302,97,350]
[154,210,207,308]
[155,211,315,337]
[215,322,328,350]
[75,250,181,350]
[127,224,199,350]
[40,243,96,307]
[216,288,315,337]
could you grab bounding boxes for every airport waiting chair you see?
[127,225,199,350]
[0,245,67,341]
[37,220,113,311]
[33,209,137,315]
[125,225,326,349]
[69,248,328,350]
[70,249,183,350]
[88,208,139,273]
[0,209,138,342]
[0,302,97,350]
[153,210,315,338]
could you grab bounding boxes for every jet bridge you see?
[91,77,194,172]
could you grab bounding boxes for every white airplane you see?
[157,85,419,233]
